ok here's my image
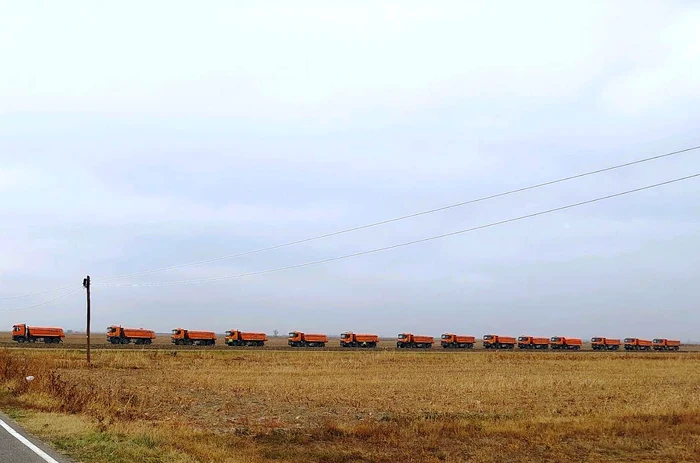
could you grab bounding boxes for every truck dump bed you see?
[122,328,155,339]
[353,334,379,343]
[187,330,217,340]
[28,326,64,337]
[303,333,328,343]
[240,332,267,341]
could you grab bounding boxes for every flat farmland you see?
[1,347,699,463]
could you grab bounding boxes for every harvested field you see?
[1,348,700,462]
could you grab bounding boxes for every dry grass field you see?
[1,345,699,462]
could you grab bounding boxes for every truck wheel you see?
[17,337,25,343]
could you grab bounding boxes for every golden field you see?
[1,346,699,462]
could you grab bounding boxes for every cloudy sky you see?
[1,1,699,340]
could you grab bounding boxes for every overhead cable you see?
[0,286,82,312]
[94,172,700,288]
[0,284,82,301]
[96,144,700,283]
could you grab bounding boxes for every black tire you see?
[17,337,25,343]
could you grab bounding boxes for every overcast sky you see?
[1,1,699,340]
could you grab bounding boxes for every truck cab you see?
[106,325,121,340]
[397,333,409,347]
[288,331,302,344]
[171,328,185,343]
[12,324,27,338]
[226,330,240,342]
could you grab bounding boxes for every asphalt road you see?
[0,412,72,463]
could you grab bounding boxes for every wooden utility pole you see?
[83,275,91,364]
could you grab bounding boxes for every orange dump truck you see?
[652,338,681,351]
[171,328,216,346]
[106,325,155,345]
[624,338,652,351]
[397,333,434,348]
[225,330,267,347]
[591,337,620,351]
[482,334,516,349]
[12,324,65,344]
[550,337,582,350]
[288,331,327,347]
[440,333,475,348]
[517,336,549,350]
[340,332,379,348]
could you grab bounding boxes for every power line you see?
[0,286,82,312]
[96,144,700,283]
[0,284,81,301]
[94,172,700,288]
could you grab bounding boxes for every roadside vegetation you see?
[1,347,699,462]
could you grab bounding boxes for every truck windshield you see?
[483,335,493,340]
[653,339,663,343]
[551,337,560,342]
[172,330,180,335]
[398,334,407,339]
[341,333,350,339]
[591,338,602,342]
[518,337,528,341]
[624,338,634,343]
[441,334,450,339]
[288,332,297,338]
[107,327,116,333]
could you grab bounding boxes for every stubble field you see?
[0,344,699,462]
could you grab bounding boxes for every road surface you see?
[0,411,72,463]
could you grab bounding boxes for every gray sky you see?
[1,1,699,340]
